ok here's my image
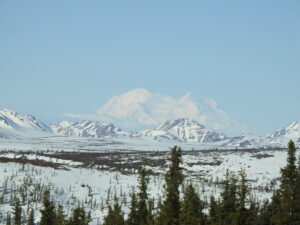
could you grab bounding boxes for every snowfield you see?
[0,148,296,224]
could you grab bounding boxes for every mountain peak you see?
[135,118,227,143]
[266,120,300,143]
[157,118,205,131]
[50,120,122,138]
[0,107,50,132]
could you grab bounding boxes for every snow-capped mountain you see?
[133,118,228,143]
[0,108,50,131]
[1,107,299,149]
[0,108,50,138]
[50,120,123,138]
[266,121,300,146]
[66,88,248,136]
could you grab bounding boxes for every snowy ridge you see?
[266,121,300,146]
[0,108,50,138]
[0,108,50,131]
[223,133,269,148]
[50,120,123,138]
[133,118,228,143]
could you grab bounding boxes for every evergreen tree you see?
[6,213,11,225]
[40,190,56,225]
[127,192,139,225]
[237,169,250,225]
[157,146,183,225]
[67,206,90,225]
[179,183,205,225]
[27,209,34,225]
[246,199,259,225]
[271,140,298,225]
[219,170,238,225]
[258,199,271,225]
[147,198,155,225]
[137,167,150,225]
[103,201,124,225]
[270,190,282,225]
[56,204,66,225]
[13,198,22,225]
[291,157,300,225]
[208,195,219,225]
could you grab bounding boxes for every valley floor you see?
[0,147,293,224]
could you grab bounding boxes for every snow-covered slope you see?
[133,118,228,143]
[266,121,300,146]
[0,108,50,138]
[0,108,50,131]
[1,107,299,149]
[223,133,268,148]
[50,120,123,138]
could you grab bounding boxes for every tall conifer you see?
[137,167,149,225]
[180,184,205,225]
[67,206,90,225]
[157,146,183,225]
[127,192,139,225]
[13,198,22,225]
[56,204,66,225]
[6,213,11,225]
[103,200,124,225]
[291,156,300,225]
[40,190,56,225]
[219,170,238,225]
[271,140,298,225]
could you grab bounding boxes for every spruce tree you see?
[40,190,56,225]
[67,206,90,225]
[137,167,150,225]
[56,204,66,225]
[219,170,238,225]
[157,146,183,225]
[13,198,22,225]
[27,209,34,225]
[291,157,300,225]
[103,201,124,225]
[147,198,155,225]
[179,183,205,225]
[127,192,139,225]
[271,140,298,225]
[246,199,259,225]
[6,213,11,225]
[270,190,282,225]
[237,169,250,225]
[208,195,219,225]
[258,199,271,225]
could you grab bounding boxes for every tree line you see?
[6,141,300,225]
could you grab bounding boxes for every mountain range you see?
[0,108,299,148]
[50,120,122,138]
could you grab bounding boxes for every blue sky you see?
[0,0,299,135]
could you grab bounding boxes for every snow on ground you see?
[181,150,288,201]
[0,134,254,153]
[0,162,150,224]
[0,145,296,224]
